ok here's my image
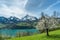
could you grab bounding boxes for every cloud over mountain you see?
[0,0,60,18]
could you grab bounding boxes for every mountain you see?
[21,14,38,22]
[8,16,20,23]
[0,15,38,29]
[0,16,8,23]
[0,15,38,24]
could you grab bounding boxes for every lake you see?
[0,29,39,37]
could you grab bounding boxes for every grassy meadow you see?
[7,29,60,40]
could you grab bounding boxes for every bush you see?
[16,31,39,37]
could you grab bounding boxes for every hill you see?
[9,29,60,40]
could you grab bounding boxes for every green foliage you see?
[16,22,31,26]
[16,22,37,27]
[8,30,60,40]
[0,23,7,28]
[0,36,3,40]
[16,32,31,37]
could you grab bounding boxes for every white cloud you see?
[0,0,28,18]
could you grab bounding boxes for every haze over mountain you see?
[0,0,60,18]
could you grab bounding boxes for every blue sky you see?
[0,0,60,18]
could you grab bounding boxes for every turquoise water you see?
[0,29,39,36]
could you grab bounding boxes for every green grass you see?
[8,30,60,40]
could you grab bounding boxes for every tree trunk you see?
[46,28,49,36]
[44,20,49,36]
